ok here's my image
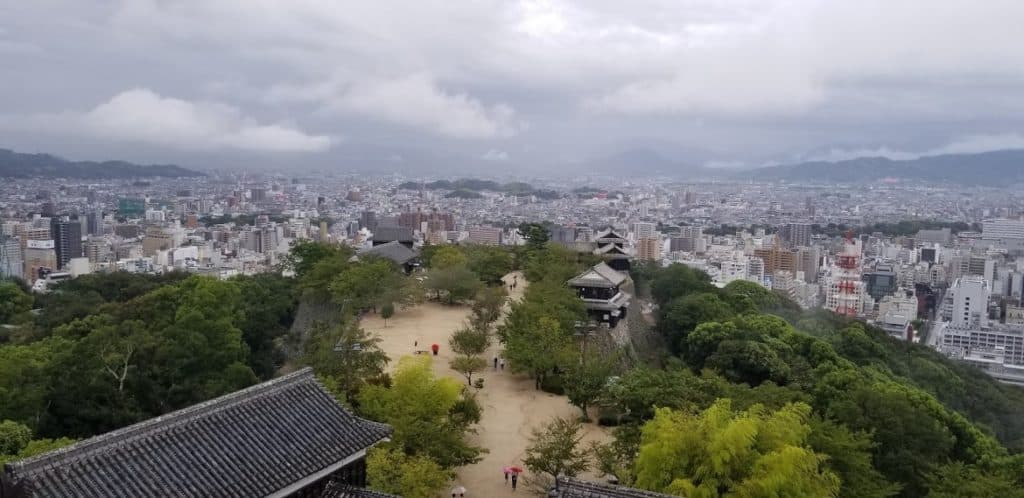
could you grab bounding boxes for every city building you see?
[50,216,82,270]
[862,264,897,302]
[635,236,661,261]
[117,197,146,218]
[142,227,175,256]
[982,218,1024,254]
[950,277,990,328]
[779,223,812,247]
[876,290,918,340]
[467,226,502,245]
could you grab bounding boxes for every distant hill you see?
[0,148,205,179]
[747,149,1024,185]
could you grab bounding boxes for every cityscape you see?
[4,1,1024,498]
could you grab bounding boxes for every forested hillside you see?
[3,241,1024,497]
[0,148,205,178]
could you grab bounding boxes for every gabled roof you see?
[2,368,391,498]
[372,226,414,243]
[322,482,401,498]
[550,477,675,498]
[568,262,627,288]
[360,240,418,265]
[594,227,628,242]
[594,244,628,255]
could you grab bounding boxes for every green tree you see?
[450,355,488,386]
[0,436,76,467]
[233,273,298,380]
[332,258,404,313]
[0,420,31,455]
[524,417,590,491]
[659,292,735,355]
[449,326,489,357]
[302,320,388,406]
[807,418,900,498]
[518,222,550,251]
[0,281,32,324]
[430,245,468,269]
[648,263,714,306]
[366,447,452,498]
[426,265,482,305]
[469,286,507,331]
[563,350,618,420]
[359,356,483,468]
[0,337,71,429]
[283,240,350,279]
[463,244,514,283]
[634,400,839,497]
[927,461,1024,498]
[503,317,575,389]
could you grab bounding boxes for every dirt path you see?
[361,271,610,497]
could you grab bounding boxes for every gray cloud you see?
[4,89,333,152]
[2,0,1024,168]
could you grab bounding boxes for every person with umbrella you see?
[505,466,523,490]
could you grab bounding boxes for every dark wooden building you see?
[568,262,631,327]
[357,241,420,273]
[548,476,675,498]
[593,228,631,271]
[1,368,392,498]
[370,226,414,249]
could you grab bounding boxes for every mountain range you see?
[747,149,1024,185]
[0,148,205,179]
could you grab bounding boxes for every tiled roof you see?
[360,241,418,265]
[568,262,628,288]
[2,368,391,498]
[549,477,676,498]
[321,482,401,498]
[372,226,414,243]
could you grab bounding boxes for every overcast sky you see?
[2,0,1024,173]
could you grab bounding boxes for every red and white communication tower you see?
[826,230,864,317]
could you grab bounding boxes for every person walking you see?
[511,473,518,491]
[504,470,510,485]
[499,358,505,371]
[494,356,499,370]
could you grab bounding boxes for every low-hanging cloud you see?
[269,74,525,140]
[9,88,334,153]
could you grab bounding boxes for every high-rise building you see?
[250,188,267,203]
[118,198,146,218]
[779,223,812,247]
[142,227,175,256]
[950,277,990,328]
[982,219,1024,254]
[468,226,502,245]
[1,238,23,280]
[863,264,898,302]
[636,237,661,261]
[359,211,378,231]
[86,208,104,236]
[50,216,82,270]
[630,222,656,241]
